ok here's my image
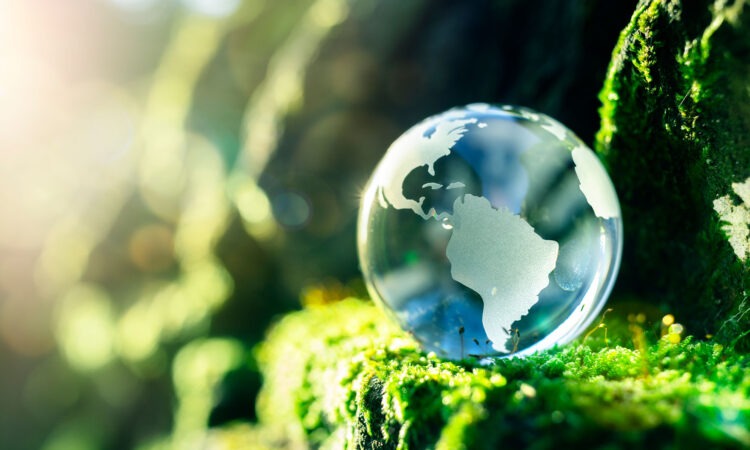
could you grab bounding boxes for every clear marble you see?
[357,104,623,360]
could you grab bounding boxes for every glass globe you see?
[357,104,622,360]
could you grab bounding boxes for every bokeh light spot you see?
[230,175,277,241]
[55,284,116,372]
[234,180,272,225]
[309,0,348,28]
[117,300,161,362]
[272,191,311,229]
[171,339,244,445]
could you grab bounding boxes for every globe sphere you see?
[358,104,622,360]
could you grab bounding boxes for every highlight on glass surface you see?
[358,104,623,360]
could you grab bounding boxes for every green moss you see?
[595,0,750,347]
[255,299,750,449]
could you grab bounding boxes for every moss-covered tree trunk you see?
[596,0,750,345]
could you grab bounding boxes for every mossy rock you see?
[254,299,750,449]
[596,0,750,346]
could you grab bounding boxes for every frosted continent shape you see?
[446,194,558,352]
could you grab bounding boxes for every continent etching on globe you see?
[372,116,561,353]
[446,195,558,352]
[359,104,623,359]
[375,116,477,219]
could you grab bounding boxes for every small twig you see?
[583,308,614,343]
[511,328,520,354]
[678,90,691,107]
[458,326,465,359]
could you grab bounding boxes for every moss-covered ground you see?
[247,299,750,449]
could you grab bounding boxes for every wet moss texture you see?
[254,299,750,449]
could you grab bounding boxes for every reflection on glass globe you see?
[358,104,623,360]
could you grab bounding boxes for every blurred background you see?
[0,0,634,448]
